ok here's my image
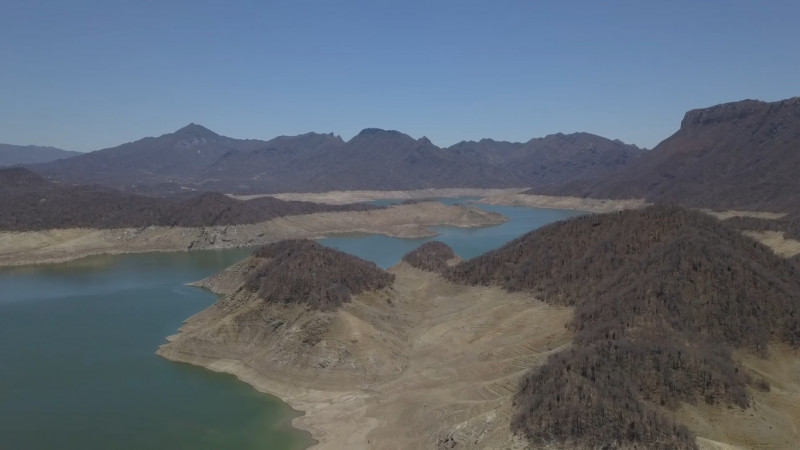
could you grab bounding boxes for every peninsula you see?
[159,205,800,449]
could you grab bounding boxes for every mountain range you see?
[26,124,643,194]
[11,96,800,216]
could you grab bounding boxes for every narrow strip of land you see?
[240,188,528,205]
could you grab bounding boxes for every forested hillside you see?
[0,168,380,231]
[242,240,394,311]
[445,205,800,448]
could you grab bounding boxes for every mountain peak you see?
[174,123,219,137]
[349,128,416,146]
[355,128,406,138]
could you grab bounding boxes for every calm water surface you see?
[322,203,582,268]
[0,202,582,449]
[0,249,313,450]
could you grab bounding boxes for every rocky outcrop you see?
[544,97,800,214]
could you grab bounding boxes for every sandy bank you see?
[0,202,505,267]
[704,210,788,220]
[479,192,648,213]
[158,263,573,449]
[702,211,799,258]
[236,188,528,205]
[742,230,800,258]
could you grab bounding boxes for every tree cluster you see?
[243,240,394,311]
[401,241,456,273]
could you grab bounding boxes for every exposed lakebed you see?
[0,202,581,449]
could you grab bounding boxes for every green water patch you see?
[0,248,313,450]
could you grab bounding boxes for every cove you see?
[0,202,582,449]
[321,203,582,268]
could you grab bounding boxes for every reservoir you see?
[0,203,581,449]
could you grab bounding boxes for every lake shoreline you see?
[158,262,575,450]
[0,189,661,267]
[0,201,505,267]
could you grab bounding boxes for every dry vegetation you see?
[446,204,800,449]
[400,240,456,273]
[158,205,800,448]
[242,240,394,310]
[0,167,380,231]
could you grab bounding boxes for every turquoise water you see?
[0,202,582,450]
[321,203,582,268]
[0,249,313,450]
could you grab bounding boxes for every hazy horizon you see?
[2,0,799,152]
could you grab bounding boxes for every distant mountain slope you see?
[0,144,80,166]
[544,97,800,213]
[198,132,345,193]
[0,168,380,231]
[30,125,642,194]
[446,205,800,449]
[264,128,525,192]
[449,132,643,188]
[31,124,272,188]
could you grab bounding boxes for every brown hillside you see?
[447,205,800,449]
[539,97,800,214]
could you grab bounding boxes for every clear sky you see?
[1,0,798,151]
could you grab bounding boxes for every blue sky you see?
[1,0,798,151]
